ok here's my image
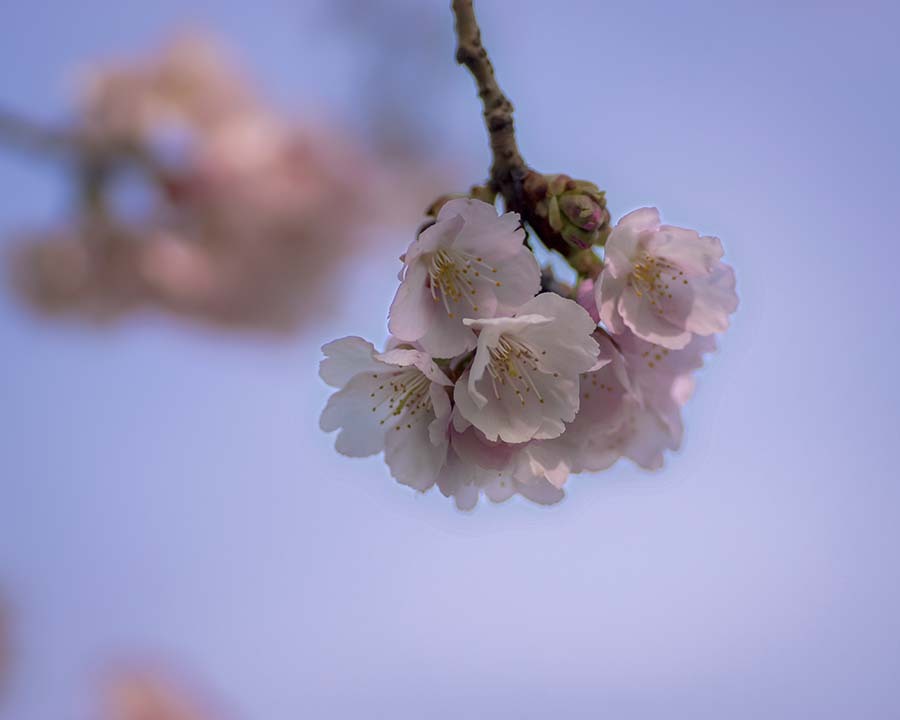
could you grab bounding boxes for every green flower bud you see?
[524,173,610,250]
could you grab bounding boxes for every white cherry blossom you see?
[388,198,541,358]
[453,292,599,444]
[319,336,452,490]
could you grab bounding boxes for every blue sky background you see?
[1,1,899,718]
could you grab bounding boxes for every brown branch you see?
[0,107,174,209]
[451,3,607,279]
[451,0,527,206]
[0,108,78,156]
[449,1,604,278]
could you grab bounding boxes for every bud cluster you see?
[523,172,611,250]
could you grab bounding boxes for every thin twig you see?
[451,0,527,206]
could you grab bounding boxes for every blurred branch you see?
[0,106,172,213]
[0,108,78,156]
[451,0,526,204]
[318,0,452,161]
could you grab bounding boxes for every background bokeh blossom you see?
[5,31,452,333]
[100,670,222,720]
[1,1,900,719]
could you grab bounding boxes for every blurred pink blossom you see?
[10,34,443,332]
[101,669,223,720]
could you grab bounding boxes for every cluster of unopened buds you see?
[320,191,737,509]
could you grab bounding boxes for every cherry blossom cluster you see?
[320,198,737,509]
[7,35,427,331]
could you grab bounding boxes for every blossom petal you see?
[388,261,434,342]
[516,294,599,377]
[652,228,724,274]
[492,250,541,312]
[483,476,516,503]
[623,404,679,470]
[402,213,465,267]
[596,269,629,334]
[517,480,565,506]
[514,443,571,489]
[435,447,487,511]
[455,366,579,444]
[417,304,479,357]
[319,373,388,457]
[376,348,453,386]
[576,278,600,323]
[684,263,738,336]
[385,413,448,491]
[603,208,660,276]
[619,288,692,349]
[427,383,452,445]
[319,336,383,388]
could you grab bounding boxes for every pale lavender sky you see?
[1,1,899,718]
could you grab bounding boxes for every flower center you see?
[628,252,687,314]
[427,248,500,318]
[486,335,549,406]
[369,368,433,432]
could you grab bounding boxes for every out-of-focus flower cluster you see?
[320,199,737,509]
[101,671,220,720]
[8,35,429,331]
[0,598,219,720]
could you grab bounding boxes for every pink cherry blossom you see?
[584,328,715,470]
[319,337,453,491]
[531,331,628,475]
[433,428,504,510]
[435,426,565,510]
[388,198,541,358]
[102,670,215,720]
[620,329,713,442]
[596,208,738,349]
[489,330,629,488]
[453,292,599,444]
[575,277,601,323]
[79,34,254,144]
[11,33,424,333]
